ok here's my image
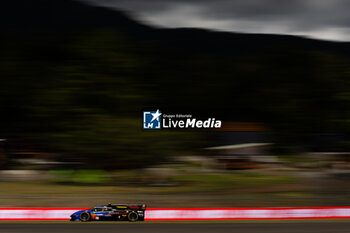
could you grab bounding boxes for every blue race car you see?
[70,204,146,222]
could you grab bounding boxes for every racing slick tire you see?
[80,212,91,222]
[128,211,139,222]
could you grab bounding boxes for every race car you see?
[70,204,146,222]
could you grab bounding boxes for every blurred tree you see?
[1,24,350,166]
[20,29,200,169]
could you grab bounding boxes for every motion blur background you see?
[0,0,349,208]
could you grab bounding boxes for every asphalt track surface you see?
[1,222,350,233]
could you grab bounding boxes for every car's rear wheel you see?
[80,212,91,222]
[128,211,139,222]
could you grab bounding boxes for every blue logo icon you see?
[143,110,162,129]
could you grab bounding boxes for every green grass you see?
[49,170,110,184]
[0,171,300,208]
[1,166,347,208]
[171,172,297,193]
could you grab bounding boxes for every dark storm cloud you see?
[85,0,350,41]
[87,0,304,16]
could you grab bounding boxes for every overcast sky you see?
[85,0,350,41]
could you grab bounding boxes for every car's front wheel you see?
[80,212,91,222]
